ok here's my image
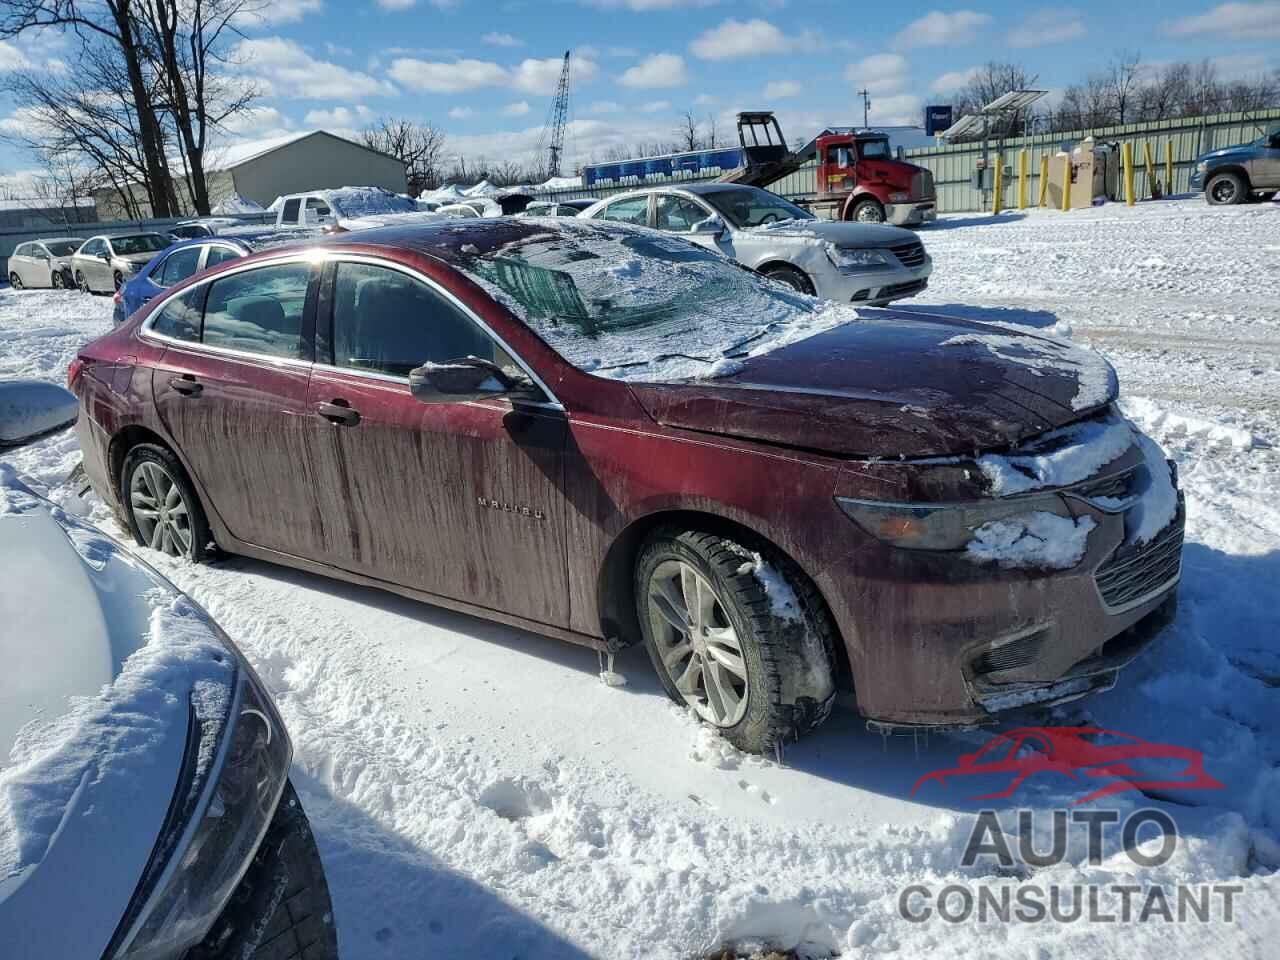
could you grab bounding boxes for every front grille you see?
[874,278,928,299]
[972,630,1049,678]
[889,240,927,269]
[1094,506,1185,610]
[910,170,935,201]
[1070,467,1136,504]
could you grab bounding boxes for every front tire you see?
[51,271,65,289]
[761,264,815,295]
[7,272,21,290]
[113,270,124,291]
[635,527,838,753]
[1206,171,1247,205]
[121,443,212,561]
[849,197,886,223]
[75,270,90,294]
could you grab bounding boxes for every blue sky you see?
[1,0,1278,184]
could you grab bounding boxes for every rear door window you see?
[204,245,242,268]
[281,197,302,225]
[150,288,204,342]
[329,261,510,377]
[597,196,650,225]
[654,195,711,232]
[202,262,311,359]
[158,246,203,286]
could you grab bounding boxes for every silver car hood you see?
[0,473,208,957]
[737,218,918,249]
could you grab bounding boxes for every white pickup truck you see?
[272,186,442,231]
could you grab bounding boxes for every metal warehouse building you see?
[95,130,408,218]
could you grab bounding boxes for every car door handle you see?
[169,375,202,397]
[315,400,360,426]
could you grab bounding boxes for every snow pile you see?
[210,194,264,215]
[420,184,466,204]
[1126,431,1180,545]
[943,331,1115,411]
[540,175,582,190]
[977,412,1135,495]
[463,180,498,198]
[1123,395,1256,452]
[965,512,1096,569]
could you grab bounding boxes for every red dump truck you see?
[722,112,936,225]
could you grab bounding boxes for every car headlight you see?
[109,636,291,960]
[888,191,909,203]
[827,247,890,273]
[1196,161,1207,174]
[836,495,1063,550]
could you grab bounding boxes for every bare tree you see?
[2,0,179,216]
[949,61,1041,137]
[676,110,700,151]
[1107,50,1143,125]
[360,117,447,195]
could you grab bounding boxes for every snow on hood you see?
[739,218,918,250]
[0,469,237,953]
[975,412,1136,495]
[325,186,418,219]
[944,330,1114,412]
[210,194,264,215]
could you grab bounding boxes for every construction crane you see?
[537,50,571,180]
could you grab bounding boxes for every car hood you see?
[117,251,161,267]
[628,309,1117,457]
[0,473,201,957]
[737,218,917,249]
[1199,145,1256,163]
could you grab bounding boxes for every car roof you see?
[164,236,252,253]
[35,237,82,244]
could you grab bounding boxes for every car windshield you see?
[859,138,891,159]
[43,240,80,257]
[696,188,814,228]
[323,187,417,219]
[454,220,853,382]
[111,234,168,255]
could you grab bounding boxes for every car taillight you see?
[67,356,85,392]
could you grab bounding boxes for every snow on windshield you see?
[458,220,859,381]
[325,186,418,219]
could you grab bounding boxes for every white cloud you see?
[689,19,794,60]
[846,53,911,95]
[234,37,396,99]
[866,93,924,126]
[220,105,291,136]
[448,106,473,119]
[389,57,508,93]
[892,10,991,50]
[502,100,531,116]
[482,32,524,47]
[1165,2,1280,40]
[514,53,599,94]
[303,104,373,126]
[1006,8,1087,47]
[693,92,718,106]
[378,0,416,8]
[929,66,980,94]
[583,0,718,8]
[618,53,689,89]
[0,41,32,72]
[639,99,671,113]
[763,79,802,99]
[234,0,323,27]
[1210,51,1279,78]
[588,100,622,114]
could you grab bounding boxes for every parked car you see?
[70,219,1182,753]
[70,233,171,294]
[518,198,596,218]
[273,186,444,231]
[114,236,252,325]
[0,379,337,959]
[168,221,217,240]
[1190,124,1280,204]
[580,183,932,305]
[6,237,82,289]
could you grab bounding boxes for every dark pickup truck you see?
[1190,125,1280,204]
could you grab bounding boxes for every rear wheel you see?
[7,272,21,290]
[1206,171,1247,205]
[113,270,124,291]
[761,264,815,295]
[121,443,212,561]
[635,527,838,754]
[75,270,90,294]
[51,271,65,289]
[849,197,886,223]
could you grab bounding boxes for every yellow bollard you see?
[1039,154,1049,206]
[1017,149,1028,209]
[1165,141,1174,197]
[1061,153,1072,211]
[1122,142,1135,206]
[1143,141,1156,198]
[993,152,1003,214]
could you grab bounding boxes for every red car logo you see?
[911,726,1223,805]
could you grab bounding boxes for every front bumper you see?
[818,256,933,305]
[1189,170,1205,190]
[885,200,936,226]
[822,460,1184,727]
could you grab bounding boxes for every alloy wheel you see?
[1211,178,1238,203]
[8,272,21,290]
[51,272,64,289]
[646,559,749,727]
[856,204,885,223]
[130,461,193,557]
[76,271,89,293]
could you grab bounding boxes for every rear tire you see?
[121,443,212,561]
[51,271,65,289]
[635,527,838,754]
[849,197,886,223]
[113,270,124,291]
[761,264,815,295]
[1206,171,1247,205]
[7,272,21,290]
[75,270,90,294]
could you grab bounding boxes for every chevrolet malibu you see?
[70,220,1182,752]
[0,381,337,959]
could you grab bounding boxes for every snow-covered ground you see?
[2,197,1278,959]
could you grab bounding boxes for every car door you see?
[74,239,103,290]
[1250,132,1280,188]
[147,258,331,559]
[90,239,115,290]
[652,193,736,257]
[305,256,572,627]
[592,194,653,226]
[10,244,32,286]
[146,244,205,305]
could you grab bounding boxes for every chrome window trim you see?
[139,248,565,411]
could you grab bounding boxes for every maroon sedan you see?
[70,219,1183,752]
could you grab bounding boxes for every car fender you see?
[840,187,888,219]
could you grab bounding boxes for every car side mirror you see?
[409,356,520,404]
[690,214,725,237]
[0,380,78,448]
[99,251,111,261]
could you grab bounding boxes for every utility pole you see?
[857,89,871,128]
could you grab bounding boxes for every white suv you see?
[580,183,932,306]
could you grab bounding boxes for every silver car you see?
[6,238,82,290]
[70,232,171,294]
[580,183,932,306]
